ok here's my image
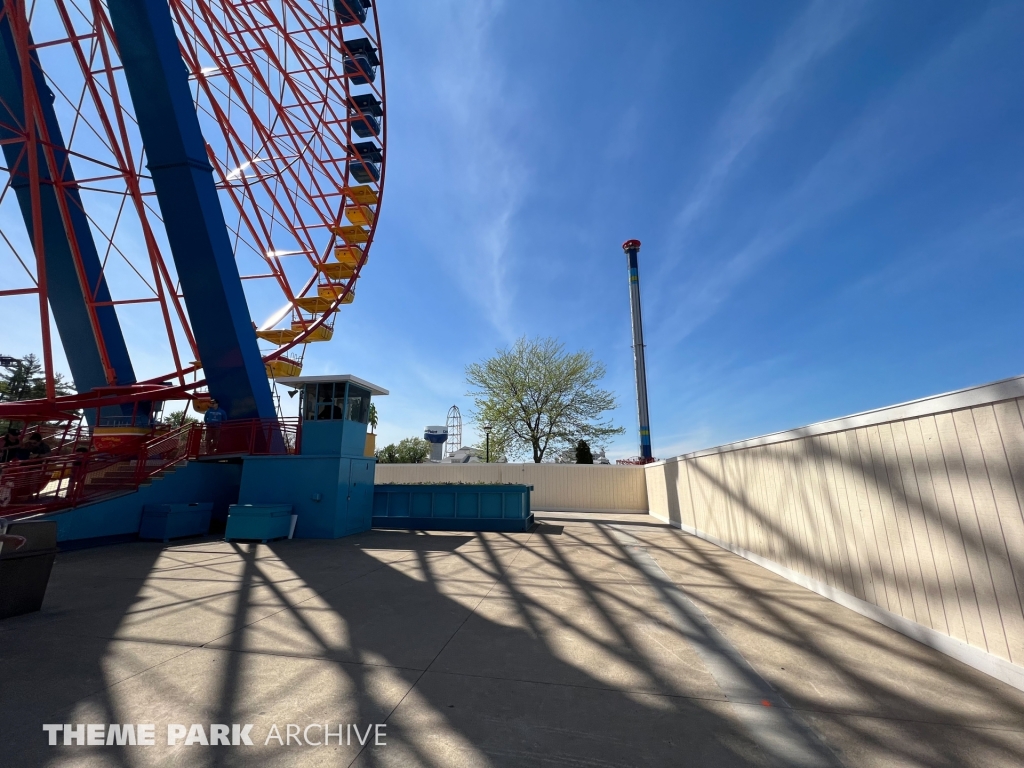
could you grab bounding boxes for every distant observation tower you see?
[622,240,653,461]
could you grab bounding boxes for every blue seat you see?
[334,0,367,25]
[349,141,382,164]
[342,38,379,85]
[353,114,380,138]
[349,160,380,184]
[349,140,382,183]
[349,94,382,138]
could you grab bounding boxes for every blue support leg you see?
[105,0,275,420]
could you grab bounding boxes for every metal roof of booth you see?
[275,375,389,396]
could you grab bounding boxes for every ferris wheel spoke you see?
[184,57,323,243]
[54,0,181,331]
[184,2,351,209]
[208,144,307,287]
[0,233,37,286]
[90,189,128,295]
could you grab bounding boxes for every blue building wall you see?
[300,419,368,457]
[237,455,374,539]
[45,461,241,544]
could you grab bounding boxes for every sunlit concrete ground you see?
[3,511,1024,767]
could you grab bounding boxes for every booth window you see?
[304,382,346,421]
[301,382,371,422]
[346,385,370,424]
[302,384,317,421]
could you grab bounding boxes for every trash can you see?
[0,519,58,620]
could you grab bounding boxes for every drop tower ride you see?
[621,239,652,461]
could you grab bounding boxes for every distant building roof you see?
[446,446,482,463]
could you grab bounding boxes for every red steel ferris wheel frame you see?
[0,0,387,415]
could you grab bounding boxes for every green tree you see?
[375,436,431,463]
[0,353,74,402]
[0,354,76,433]
[375,443,400,463]
[368,403,378,434]
[166,410,199,428]
[466,337,624,463]
[575,439,594,464]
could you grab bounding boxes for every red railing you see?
[0,418,300,520]
[1,418,89,456]
[195,418,300,458]
[0,424,194,519]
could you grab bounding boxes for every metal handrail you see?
[194,417,301,458]
[0,418,300,520]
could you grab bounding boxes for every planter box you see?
[373,484,533,532]
[225,504,293,543]
[139,503,213,543]
[0,519,58,619]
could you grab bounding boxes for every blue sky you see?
[3,1,1021,461]
[305,0,1023,459]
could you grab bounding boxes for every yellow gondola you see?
[346,205,375,226]
[318,262,357,280]
[318,284,355,304]
[334,245,365,267]
[295,296,338,312]
[266,357,302,378]
[291,322,333,342]
[330,224,368,244]
[346,185,379,205]
[255,328,300,345]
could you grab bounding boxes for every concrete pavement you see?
[2,513,1023,766]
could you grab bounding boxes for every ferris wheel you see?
[0,0,386,424]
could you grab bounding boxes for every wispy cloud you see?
[843,199,1024,299]
[413,0,527,340]
[656,1,1019,347]
[673,1,869,237]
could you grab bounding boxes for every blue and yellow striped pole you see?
[622,239,652,460]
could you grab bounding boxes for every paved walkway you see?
[3,514,1024,767]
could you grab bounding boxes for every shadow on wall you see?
[648,398,1024,674]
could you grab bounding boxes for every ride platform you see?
[5,516,1023,766]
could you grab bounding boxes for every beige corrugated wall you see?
[375,463,648,513]
[645,387,1024,679]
